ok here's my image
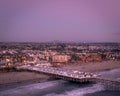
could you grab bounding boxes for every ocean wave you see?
[99,68,120,79]
[0,80,66,96]
[44,83,105,96]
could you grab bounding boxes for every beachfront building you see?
[52,55,70,63]
[79,53,102,62]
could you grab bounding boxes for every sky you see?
[0,0,120,42]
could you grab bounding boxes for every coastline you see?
[0,61,120,91]
[0,77,51,91]
[0,71,53,91]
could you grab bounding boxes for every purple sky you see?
[0,0,120,42]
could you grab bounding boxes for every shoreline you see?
[0,61,120,91]
[0,71,54,91]
[0,76,54,91]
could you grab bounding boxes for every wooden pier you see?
[16,65,120,91]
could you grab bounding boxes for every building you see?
[52,55,70,63]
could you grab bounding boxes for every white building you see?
[52,55,70,63]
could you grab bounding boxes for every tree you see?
[70,54,79,61]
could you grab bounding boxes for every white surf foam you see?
[44,83,105,96]
[99,68,120,79]
[0,80,66,96]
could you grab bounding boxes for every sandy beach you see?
[0,71,51,91]
[62,61,120,72]
[0,71,50,85]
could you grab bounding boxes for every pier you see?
[16,65,120,91]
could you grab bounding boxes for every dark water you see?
[0,69,120,96]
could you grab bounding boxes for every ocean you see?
[0,69,120,96]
